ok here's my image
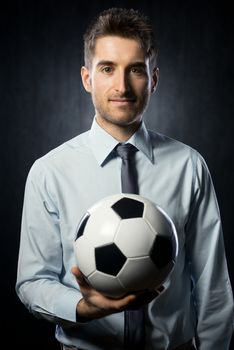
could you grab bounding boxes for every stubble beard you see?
[94,92,150,129]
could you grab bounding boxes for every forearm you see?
[17,278,81,324]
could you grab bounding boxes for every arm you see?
[15,160,80,326]
[186,153,234,349]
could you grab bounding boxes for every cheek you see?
[91,75,111,92]
[91,79,109,106]
[135,80,151,98]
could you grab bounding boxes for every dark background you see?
[1,0,233,348]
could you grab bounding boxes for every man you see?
[16,7,234,350]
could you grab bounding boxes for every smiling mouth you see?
[109,100,135,108]
[110,99,134,102]
[109,98,136,104]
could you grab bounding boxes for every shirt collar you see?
[128,122,154,163]
[89,118,154,166]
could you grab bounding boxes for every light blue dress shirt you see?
[16,118,234,349]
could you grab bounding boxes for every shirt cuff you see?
[54,288,82,322]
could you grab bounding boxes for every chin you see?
[110,117,140,128]
[106,111,141,125]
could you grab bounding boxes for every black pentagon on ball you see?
[111,197,144,219]
[150,235,174,269]
[95,243,127,276]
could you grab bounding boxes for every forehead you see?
[92,36,147,65]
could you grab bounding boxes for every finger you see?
[107,293,138,312]
[71,266,89,286]
[71,265,81,277]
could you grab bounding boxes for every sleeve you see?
[185,152,234,350]
[15,160,81,326]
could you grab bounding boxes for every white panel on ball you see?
[118,256,158,291]
[88,270,126,298]
[73,236,96,277]
[115,218,156,257]
[84,207,121,247]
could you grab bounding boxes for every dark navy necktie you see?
[115,143,138,194]
[115,143,145,350]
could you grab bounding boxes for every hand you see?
[71,266,164,320]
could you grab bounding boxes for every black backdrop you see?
[1,0,233,348]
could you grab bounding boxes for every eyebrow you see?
[96,60,115,67]
[96,60,147,68]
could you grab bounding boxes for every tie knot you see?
[116,143,138,160]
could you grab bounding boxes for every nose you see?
[114,70,130,94]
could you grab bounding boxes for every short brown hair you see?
[83,7,158,67]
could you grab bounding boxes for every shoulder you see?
[147,128,209,173]
[148,129,197,156]
[43,129,90,161]
[27,129,90,179]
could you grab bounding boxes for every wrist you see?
[76,298,93,323]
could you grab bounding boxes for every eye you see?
[101,66,113,74]
[130,66,146,75]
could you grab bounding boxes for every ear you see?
[151,67,159,94]
[81,66,92,93]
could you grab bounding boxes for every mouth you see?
[108,98,136,106]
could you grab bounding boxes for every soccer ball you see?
[74,193,178,298]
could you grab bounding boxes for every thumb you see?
[71,266,86,285]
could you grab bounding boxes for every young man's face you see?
[81,36,158,135]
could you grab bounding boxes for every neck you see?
[95,117,141,142]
